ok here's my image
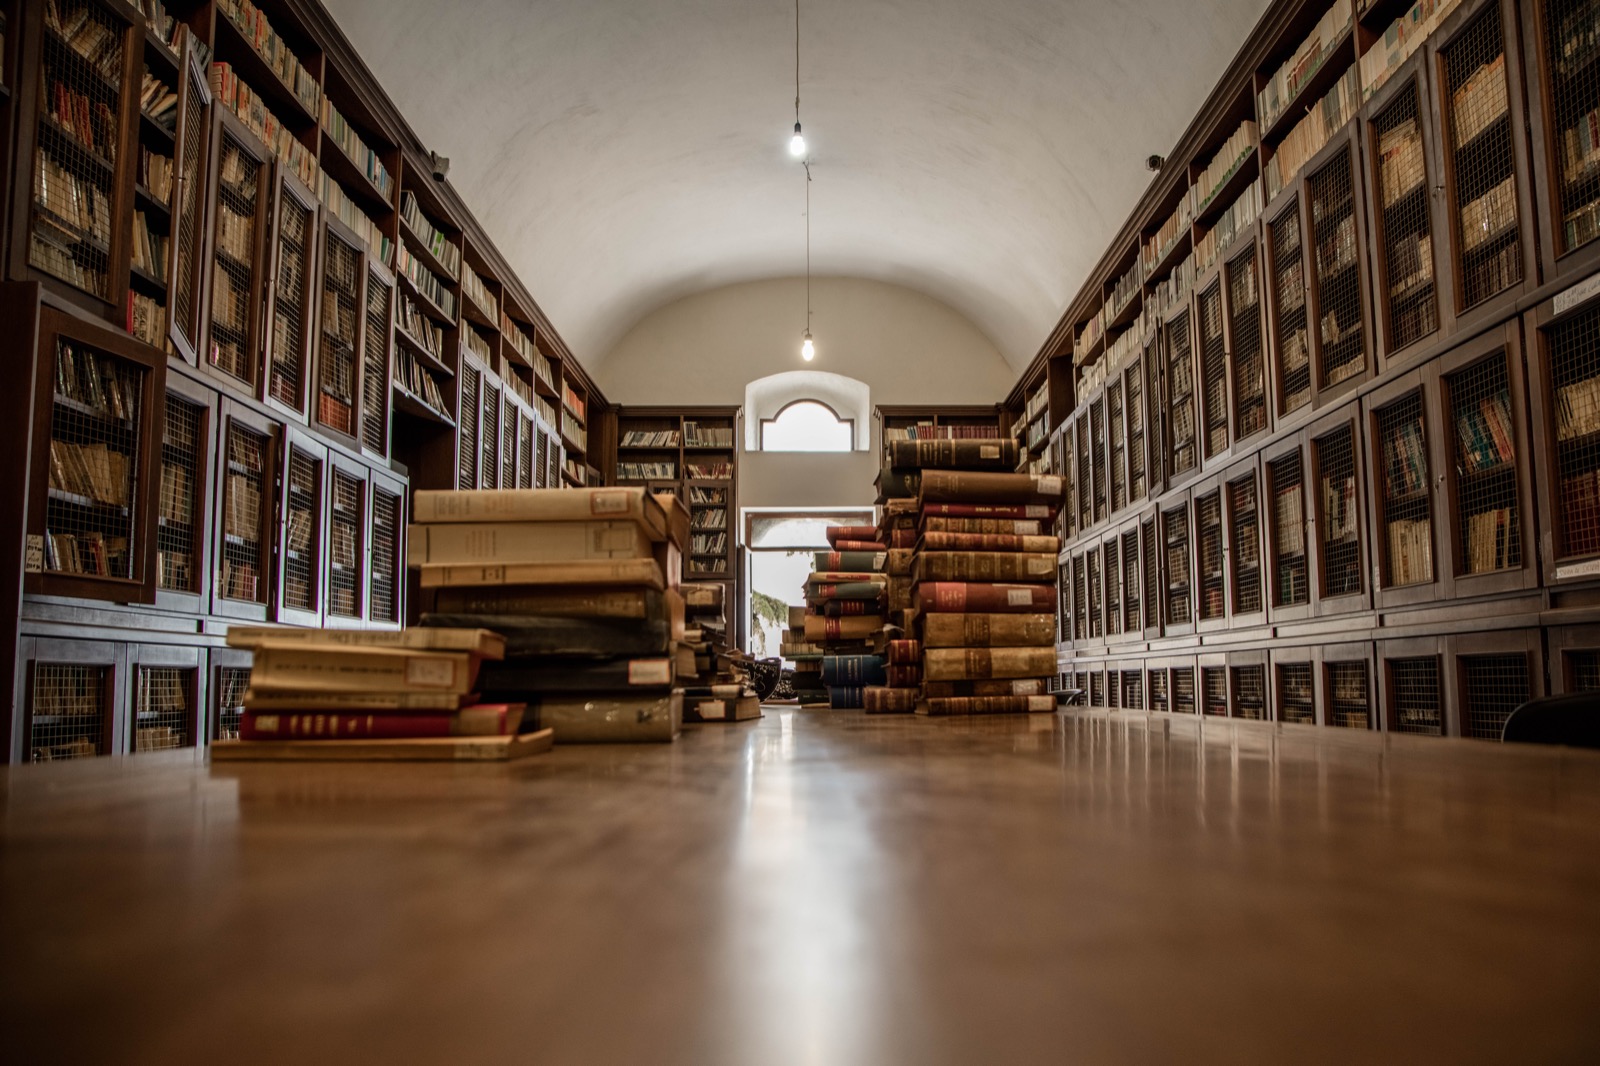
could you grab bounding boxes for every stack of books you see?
[213,628,553,761]
[409,487,691,742]
[894,438,1063,715]
[781,606,829,705]
[677,582,762,722]
[804,524,889,710]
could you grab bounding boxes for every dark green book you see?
[419,613,671,657]
[477,655,676,695]
[875,467,922,500]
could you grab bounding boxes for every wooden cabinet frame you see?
[127,641,203,753]
[1363,362,1449,610]
[1226,647,1270,722]
[1448,627,1544,738]
[26,306,166,604]
[1307,401,1372,617]
[1378,635,1449,735]
[273,423,328,628]
[152,369,218,615]
[210,398,277,623]
[13,635,124,763]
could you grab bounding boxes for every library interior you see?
[1,0,1598,1060]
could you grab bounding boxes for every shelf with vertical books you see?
[1307,137,1371,400]
[314,215,364,442]
[614,406,738,581]
[155,378,211,608]
[275,425,326,626]
[1365,61,1442,365]
[263,165,317,418]
[202,108,270,392]
[1311,414,1365,607]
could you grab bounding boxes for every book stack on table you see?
[781,606,829,706]
[409,487,694,742]
[213,628,554,761]
[806,524,890,710]
[886,438,1065,716]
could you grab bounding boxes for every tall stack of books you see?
[898,439,1064,716]
[679,582,726,683]
[214,628,553,761]
[409,487,690,743]
[782,606,829,705]
[869,497,923,713]
[806,524,889,709]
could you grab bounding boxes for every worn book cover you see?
[920,502,1055,519]
[826,524,879,544]
[428,585,663,621]
[864,687,918,713]
[923,678,1050,698]
[813,550,888,572]
[685,694,762,722]
[923,516,1047,536]
[919,470,1066,504]
[412,487,671,540]
[239,704,527,740]
[407,520,655,566]
[243,689,481,712]
[225,626,505,658]
[914,551,1058,583]
[920,532,1062,554]
[917,695,1056,715]
[922,646,1058,681]
[914,582,1056,613]
[420,613,672,657]
[804,615,884,641]
[247,644,480,694]
[920,613,1057,647]
[887,438,1019,470]
[417,558,665,590]
[885,639,922,664]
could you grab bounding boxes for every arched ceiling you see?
[323,0,1271,370]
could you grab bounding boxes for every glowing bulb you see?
[790,122,806,157]
[801,331,815,361]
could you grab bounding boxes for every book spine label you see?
[239,706,515,739]
[921,613,1058,647]
[923,517,1046,535]
[920,503,1055,519]
[917,582,1055,612]
[916,552,1058,582]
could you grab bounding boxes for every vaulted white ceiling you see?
[324,0,1271,370]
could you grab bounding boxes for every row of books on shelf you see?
[1387,516,1434,585]
[44,530,129,577]
[563,383,587,422]
[155,547,192,591]
[1265,66,1359,200]
[462,323,492,364]
[1316,213,1358,278]
[317,172,390,263]
[1258,0,1352,130]
[396,346,448,414]
[137,0,181,53]
[618,461,676,481]
[1383,416,1428,497]
[399,192,461,278]
[396,244,457,320]
[1074,309,1105,363]
[46,0,125,83]
[683,422,734,447]
[536,394,558,428]
[563,458,587,485]
[686,462,732,480]
[35,146,112,249]
[214,197,254,266]
[1321,472,1359,543]
[690,508,726,530]
[45,75,120,164]
[691,532,727,555]
[1557,373,1600,441]
[1194,178,1262,275]
[1142,193,1192,275]
[620,429,680,447]
[884,423,998,442]
[1452,54,1509,149]
[1360,0,1463,99]
[689,486,726,506]
[159,462,193,524]
[398,292,448,360]
[50,439,131,506]
[224,471,260,540]
[138,146,173,205]
[1192,120,1257,213]
[57,341,138,418]
[320,97,392,198]
[217,0,322,116]
[564,415,588,452]
[129,292,164,348]
[140,72,178,133]
[502,314,555,386]
[461,265,497,321]
[210,62,319,190]
[1464,506,1517,574]
[1147,251,1195,324]
[1455,389,1515,474]
[131,209,167,281]
[1461,177,1518,253]
[1377,117,1426,206]
[502,371,533,407]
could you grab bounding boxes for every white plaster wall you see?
[597,277,1014,509]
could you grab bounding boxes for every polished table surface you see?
[3,709,1599,1064]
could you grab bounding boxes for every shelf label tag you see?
[1007,588,1033,606]
[24,535,42,573]
[405,656,458,688]
[1556,558,1600,581]
[628,659,672,685]
[1555,273,1600,316]
[1037,476,1063,496]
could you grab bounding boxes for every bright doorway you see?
[743,509,874,661]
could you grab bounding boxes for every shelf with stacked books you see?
[274,423,327,627]
[200,107,271,394]
[27,306,165,605]
[876,405,1002,468]
[613,406,738,582]
[153,372,216,615]
[1527,0,1600,284]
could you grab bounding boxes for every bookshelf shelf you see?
[319,128,393,219]
[210,11,317,132]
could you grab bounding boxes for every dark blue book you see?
[822,654,887,686]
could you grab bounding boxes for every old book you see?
[920,503,1055,519]
[832,539,889,552]
[813,550,888,572]
[225,626,505,658]
[922,646,1058,681]
[475,656,675,694]
[887,438,1019,469]
[429,585,663,620]
[822,654,887,686]
[920,531,1062,553]
[885,664,921,687]
[685,694,761,722]
[875,467,922,499]
[885,639,921,664]
[888,529,917,549]
[924,678,1050,698]
[920,613,1056,647]
[243,689,480,712]
[211,729,554,762]
[914,551,1058,583]
[917,695,1055,715]
[887,549,915,575]
[247,643,480,694]
[407,520,655,566]
[827,524,879,544]
[864,687,918,713]
[412,487,671,541]
[808,571,889,585]
[919,470,1066,504]
[418,558,664,590]
[820,599,881,617]
[537,691,681,743]
[804,615,884,641]
[681,582,725,610]
[808,581,887,602]
[923,516,1046,536]
[239,704,526,740]
[419,613,672,657]
[915,582,1055,613]
[828,685,867,709]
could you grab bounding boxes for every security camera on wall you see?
[1146,154,1164,173]
[430,151,450,182]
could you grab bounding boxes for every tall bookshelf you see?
[876,405,1006,466]
[1035,0,1600,738]
[613,405,738,587]
[0,0,608,762]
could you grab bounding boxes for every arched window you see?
[744,370,870,451]
[760,400,853,452]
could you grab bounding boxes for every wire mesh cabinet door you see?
[1308,403,1372,617]
[323,454,367,629]
[313,216,367,445]
[1525,0,1600,285]
[27,307,167,605]
[274,424,328,628]
[199,109,272,396]
[211,399,277,622]
[1379,637,1448,737]
[1306,133,1375,407]
[367,466,406,630]
[262,165,319,422]
[1526,292,1600,588]
[1447,628,1543,740]
[166,32,213,364]
[1364,364,1449,610]
[207,646,253,744]
[1318,641,1377,731]
[16,637,124,764]
[128,643,202,754]
[359,258,396,460]
[152,371,217,615]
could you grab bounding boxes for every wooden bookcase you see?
[614,406,738,582]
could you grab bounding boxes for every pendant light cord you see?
[794,0,801,126]
[805,160,812,332]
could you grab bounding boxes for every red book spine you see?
[886,639,922,664]
[885,665,922,687]
[917,582,1054,612]
[827,525,878,543]
[890,529,917,548]
[832,539,888,551]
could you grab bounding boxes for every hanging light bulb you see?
[790,122,806,157]
[801,330,815,361]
